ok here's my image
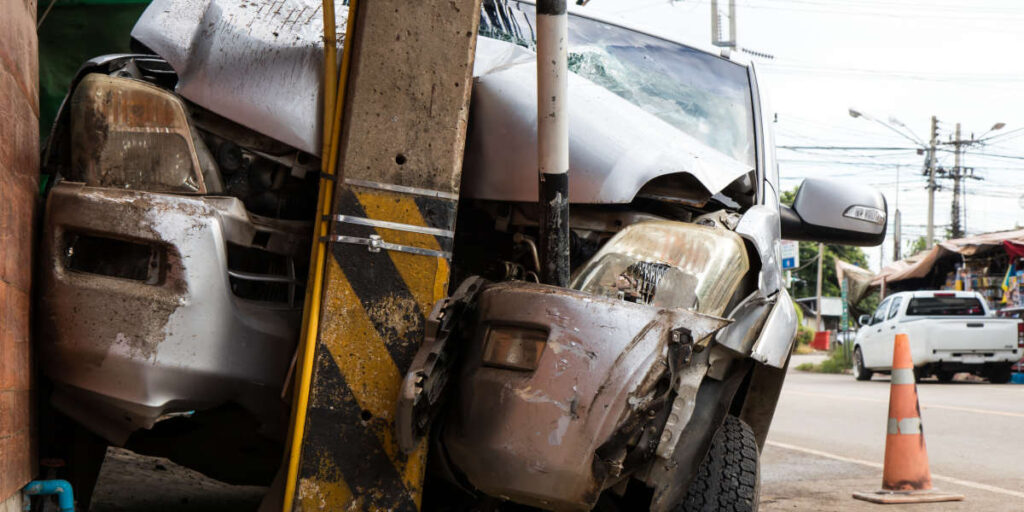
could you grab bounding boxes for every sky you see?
[582,0,1024,272]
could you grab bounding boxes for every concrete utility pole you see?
[815,242,823,331]
[893,209,901,260]
[926,115,938,249]
[711,0,737,48]
[950,122,963,239]
[893,164,901,260]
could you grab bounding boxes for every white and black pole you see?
[537,0,570,287]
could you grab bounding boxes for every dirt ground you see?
[90,448,266,511]
[89,427,1013,511]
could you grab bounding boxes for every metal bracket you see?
[655,339,710,460]
[328,234,452,259]
[333,214,454,238]
[397,277,487,453]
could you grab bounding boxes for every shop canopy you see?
[836,258,875,306]
[872,229,1024,286]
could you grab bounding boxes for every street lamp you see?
[848,108,929,262]
[977,122,1005,141]
[848,108,925,148]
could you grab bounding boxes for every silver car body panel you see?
[131,0,344,156]
[132,1,752,203]
[715,291,773,357]
[39,182,304,443]
[749,288,799,369]
[735,204,783,295]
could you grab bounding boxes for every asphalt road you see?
[761,358,1024,511]
[92,355,1024,511]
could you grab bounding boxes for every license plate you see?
[961,355,986,364]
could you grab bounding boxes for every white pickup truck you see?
[852,290,1023,383]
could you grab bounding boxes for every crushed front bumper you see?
[39,182,306,443]
[442,281,727,510]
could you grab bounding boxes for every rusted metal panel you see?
[289,0,481,509]
[0,0,38,501]
[442,282,728,510]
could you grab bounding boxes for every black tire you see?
[853,347,873,381]
[677,415,759,512]
[936,370,955,383]
[987,365,1013,384]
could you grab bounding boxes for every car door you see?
[876,296,903,369]
[860,298,890,368]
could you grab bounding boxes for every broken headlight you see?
[69,74,209,193]
[571,221,748,316]
[481,325,548,371]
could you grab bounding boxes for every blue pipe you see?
[23,480,74,512]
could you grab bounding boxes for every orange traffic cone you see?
[852,333,964,504]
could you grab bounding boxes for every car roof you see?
[887,290,984,299]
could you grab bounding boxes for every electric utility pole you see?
[950,122,963,238]
[926,115,938,249]
[944,122,985,239]
[711,0,737,48]
[815,242,823,331]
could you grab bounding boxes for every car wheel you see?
[986,365,1013,384]
[853,347,873,381]
[936,370,955,383]
[676,415,759,512]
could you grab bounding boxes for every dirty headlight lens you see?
[571,221,748,316]
[482,326,547,371]
[70,74,206,193]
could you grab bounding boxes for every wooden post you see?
[0,0,39,501]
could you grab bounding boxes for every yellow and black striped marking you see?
[294,183,456,511]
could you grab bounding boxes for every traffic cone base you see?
[852,489,964,504]
[854,333,965,505]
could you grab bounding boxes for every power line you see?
[778,145,918,151]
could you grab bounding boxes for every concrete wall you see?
[0,0,38,501]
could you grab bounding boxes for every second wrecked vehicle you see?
[36,0,887,510]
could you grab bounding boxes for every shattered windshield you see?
[479,0,756,167]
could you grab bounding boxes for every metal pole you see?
[893,208,901,260]
[951,122,963,239]
[537,0,570,287]
[926,115,937,249]
[815,242,823,332]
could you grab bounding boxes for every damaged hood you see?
[463,37,752,204]
[131,0,342,156]
[132,0,751,202]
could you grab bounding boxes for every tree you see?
[906,235,929,257]
[781,188,878,315]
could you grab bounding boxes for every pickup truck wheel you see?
[986,365,1012,384]
[853,347,873,381]
[676,415,759,512]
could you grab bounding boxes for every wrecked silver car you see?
[37,0,886,509]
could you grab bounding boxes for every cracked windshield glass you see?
[480,1,756,167]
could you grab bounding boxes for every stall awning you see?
[872,229,1024,286]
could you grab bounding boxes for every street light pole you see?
[927,115,937,249]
